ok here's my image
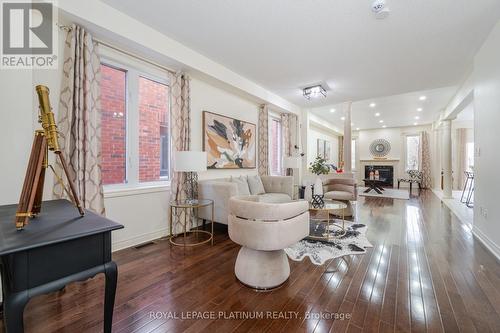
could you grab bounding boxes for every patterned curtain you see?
[420,131,432,189]
[338,136,344,168]
[55,24,104,215]
[455,128,467,190]
[258,104,269,176]
[169,73,191,234]
[280,113,299,175]
[170,73,191,202]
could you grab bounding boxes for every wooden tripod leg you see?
[32,144,48,215]
[15,132,47,229]
[56,153,85,216]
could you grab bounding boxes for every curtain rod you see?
[57,23,176,74]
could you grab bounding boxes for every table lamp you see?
[284,156,301,176]
[174,151,207,204]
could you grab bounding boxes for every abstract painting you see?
[203,111,256,169]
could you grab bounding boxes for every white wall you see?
[307,126,340,166]
[472,21,500,259]
[190,76,260,180]
[355,125,432,183]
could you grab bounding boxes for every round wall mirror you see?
[370,139,391,157]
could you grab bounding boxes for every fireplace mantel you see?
[360,159,400,163]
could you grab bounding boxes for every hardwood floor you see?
[3,190,500,332]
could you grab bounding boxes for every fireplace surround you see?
[364,165,394,187]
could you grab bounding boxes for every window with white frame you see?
[100,49,170,188]
[405,135,420,171]
[269,116,282,176]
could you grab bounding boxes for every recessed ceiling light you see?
[417,108,423,112]
[369,103,376,108]
[375,112,381,117]
[330,108,336,113]
[341,116,345,120]
[382,125,387,128]
[415,116,420,120]
[414,122,418,126]
[356,127,360,131]
[419,95,427,101]
[379,120,384,123]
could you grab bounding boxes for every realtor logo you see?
[1,0,57,69]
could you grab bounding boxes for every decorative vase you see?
[313,177,323,196]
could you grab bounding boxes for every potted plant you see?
[308,156,330,204]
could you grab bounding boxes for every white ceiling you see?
[309,86,457,130]
[102,0,499,106]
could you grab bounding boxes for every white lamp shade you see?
[283,156,301,169]
[174,151,207,172]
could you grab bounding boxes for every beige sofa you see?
[198,175,293,225]
[228,196,309,289]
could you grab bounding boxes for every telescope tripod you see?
[15,130,84,230]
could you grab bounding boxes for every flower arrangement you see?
[309,156,330,175]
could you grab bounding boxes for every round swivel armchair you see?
[228,196,309,290]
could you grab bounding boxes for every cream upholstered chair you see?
[322,177,357,217]
[228,196,309,290]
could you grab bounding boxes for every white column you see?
[343,101,352,172]
[442,119,453,198]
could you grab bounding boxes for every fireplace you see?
[365,165,394,187]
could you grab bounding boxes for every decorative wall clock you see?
[369,139,391,158]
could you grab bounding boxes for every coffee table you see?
[308,200,347,240]
[363,178,387,194]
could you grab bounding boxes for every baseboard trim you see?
[472,226,500,262]
[112,228,169,252]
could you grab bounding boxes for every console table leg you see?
[103,261,118,333]
[4,291,29,333]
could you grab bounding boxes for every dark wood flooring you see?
[2,190,500,332]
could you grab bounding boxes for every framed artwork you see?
[203,111,256,169]
[324,141,331,160]
[317,139,325,158]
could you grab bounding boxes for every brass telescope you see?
[15,85,85,230]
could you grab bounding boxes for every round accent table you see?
[308,200,347,240]
[169,199,214,247]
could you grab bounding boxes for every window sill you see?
[104,182,171,199]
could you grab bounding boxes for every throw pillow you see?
[230,176,251,195]
[247,175,265,195]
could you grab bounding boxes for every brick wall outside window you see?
[138,77,169,182]
[100,64,127,185]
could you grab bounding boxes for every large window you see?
[101,64,127,185]
[405,135,421,171]
[466,142,474,171]
[100,53,170,188]
[269,116,282,176]
[138,76,170,182]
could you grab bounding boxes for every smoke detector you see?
[371,0,390,19]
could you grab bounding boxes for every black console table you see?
[0,199,123,332]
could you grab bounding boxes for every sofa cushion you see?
[247,175,265,195]
[257,193,292,203]
[231,176,250,195]
[324,190,354,201]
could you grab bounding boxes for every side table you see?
[169,199,214,246]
